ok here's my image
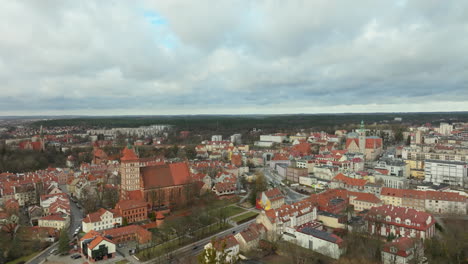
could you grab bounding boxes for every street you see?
[27,185,83,264]
[262,167,308,204]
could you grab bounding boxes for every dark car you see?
[192,246,198,250]
[71,254,82,259]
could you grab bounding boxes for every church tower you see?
[120,144,141,199]
[358,120,366,153]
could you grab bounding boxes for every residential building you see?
[38,214,69,230]
[382,237,424,264]
[282,224,345,259]
[114,199,147,224]
[256,199,317,238]
[424,159,468,188]
[331,173,367,192]
[366,205,436,240]
[286,167,308,183]
[425,191,467,214]
[349,192,383,212]
[374,173,409,189]
[257,188,285,210]
[376,158,409,177]
[260,134,287,143]
[211,135,223,141]
[82,208,122,233]
[234,223,267,251]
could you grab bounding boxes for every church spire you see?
[360,120,365,130]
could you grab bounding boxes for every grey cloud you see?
[1,0,468,115]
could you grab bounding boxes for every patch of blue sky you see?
[140,9,180,50]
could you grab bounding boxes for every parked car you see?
[49,249,58,255]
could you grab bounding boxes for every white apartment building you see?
[211,135,223,141]
[82,208,122,232]
[260,134,287,143]
[424,160,468,188]
[437,122,453,136]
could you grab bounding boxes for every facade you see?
[424,159,468,188]
[349,192,383,212]
[282,225,345,259]
[331,173,367,192]
[260,134,287,143]
[38,214,69,230]
[80,231,116,262]
[82,208,122,233]
[114,200,147,224]
[374,173,409,189]
[376,158,409,177]
[425,191,467,214]
[366,205,436,240]
[286,167,308,183]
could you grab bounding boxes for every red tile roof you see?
[382,237,417,257]
[366,205,435,231]
[83,208,121,224]
[332,173,367,187]
[115,199,147,211]
[351,192,382,204]
[263,188,284,202]
[39,214,66,221]
[140,162,191,188]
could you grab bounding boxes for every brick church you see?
[119,146,194,208]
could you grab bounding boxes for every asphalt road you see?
[262,167,308,204]
[27,186,83,264]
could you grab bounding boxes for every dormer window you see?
[386,216,391,222]
[390,247,397,253]
[396,218,401,224]
[405,219,411,225]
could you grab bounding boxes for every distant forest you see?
[32,112,468,133]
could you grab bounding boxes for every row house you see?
[366,205,436,240]
[38,214,69,230]
[212,182,237,196]
[257,199,317,238]
[330,173,367,192]
[380,187,467,215]
[349,192,383,212]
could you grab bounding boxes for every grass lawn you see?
[137,223,233,261]
[222,205,247,218]
[114,260,129,264]
[231,211,259,224]
[6,251,40,264]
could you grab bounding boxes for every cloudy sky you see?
[1,0,468,115]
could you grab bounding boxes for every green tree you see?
[58,229,70,255]
[122,217,128,226]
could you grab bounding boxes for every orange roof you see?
[351,192,382,204]
[87,235,115,250]
[332,173,367,187]
[80,230,100,241]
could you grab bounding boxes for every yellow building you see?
[380,188,403,207]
